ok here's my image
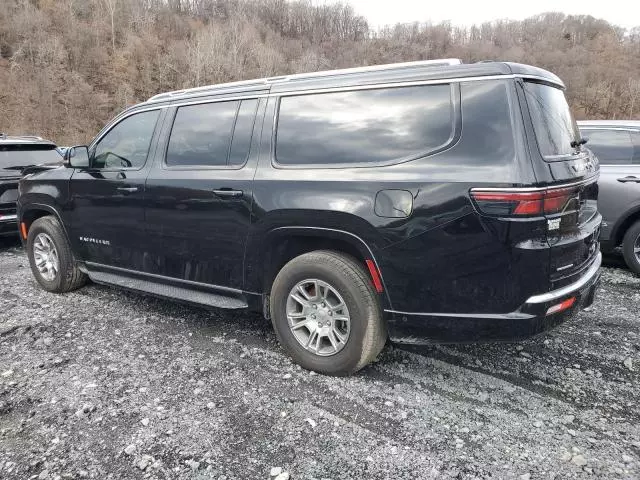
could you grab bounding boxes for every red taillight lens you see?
[470,186,578,217]
[543,187,576,214]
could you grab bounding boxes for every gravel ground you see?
[0,238,639,480]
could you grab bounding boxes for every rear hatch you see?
[522,80,601,289]
[0,145,62,219]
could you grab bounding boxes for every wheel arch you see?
[611,205,640,248]
[19,204,70,245]
[247,226,392,311]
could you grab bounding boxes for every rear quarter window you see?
[275,84,455,167]
[523,81,580,159]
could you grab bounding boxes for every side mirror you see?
[64,145,90,168]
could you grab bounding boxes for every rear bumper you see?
[386,252,602,344]
[0,214,18,236]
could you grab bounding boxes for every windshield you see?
[0,147,61,170]
[523,81,581,159]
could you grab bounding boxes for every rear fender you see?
[245,226,392,310]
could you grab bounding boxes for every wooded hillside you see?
[1,0,639,145]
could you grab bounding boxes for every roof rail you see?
[147,58,462,102]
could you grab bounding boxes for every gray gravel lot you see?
[0,239,639,480]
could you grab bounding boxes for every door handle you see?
[212,189,243,198]
[116,186,139,193]
[617,176,640,183]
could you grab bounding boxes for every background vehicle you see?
[578,120,640,274]
[0,134,61,237]
[18,60,601,375]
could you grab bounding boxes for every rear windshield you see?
[0,146,61,171]
[523,81,580,159]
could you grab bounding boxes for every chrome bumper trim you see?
[526,252,602,304]
[0,214,17,222]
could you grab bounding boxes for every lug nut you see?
[313,304,318,309]
[311,314,316,319]
[321,302,326,307]
[328,311,333,316]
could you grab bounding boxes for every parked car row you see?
[0,134,62,236]
[4,59,637,375]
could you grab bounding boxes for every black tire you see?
[26,216,87,293]
[270,250,387,376]
[621,220,640,275]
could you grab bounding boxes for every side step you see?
[86,270,248,309]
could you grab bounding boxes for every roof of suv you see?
[143,59,564,106]
[0,134,57,148]
[578,120,640,128]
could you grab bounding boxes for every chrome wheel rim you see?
[286,279,351,357]
[635,234,640,262]
[33,233,59,282]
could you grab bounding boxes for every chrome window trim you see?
[272,74,561,98]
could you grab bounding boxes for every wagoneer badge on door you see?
[79,237,111,246]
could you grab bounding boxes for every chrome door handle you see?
[617,176,640,183]
[212,189,243,198]
[116,186,139,193]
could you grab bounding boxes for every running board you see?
[86,270,248,309]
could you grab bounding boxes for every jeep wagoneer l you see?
[18,59,601,375]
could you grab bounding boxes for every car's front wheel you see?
[622,220,640,275]
[270,250,387,375]
[26,216,87,293]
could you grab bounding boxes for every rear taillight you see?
[470,186,578,217]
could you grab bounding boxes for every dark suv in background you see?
[578,121,640,274]
[18,60,601,375]
[0,134,61,237]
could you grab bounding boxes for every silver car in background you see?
[578,120,640,274]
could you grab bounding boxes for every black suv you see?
[18,60,602,375]
[0,134,61,237]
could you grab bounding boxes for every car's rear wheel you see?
[270,250,387,375]
[622,220,640,275]
[26,216,87,292]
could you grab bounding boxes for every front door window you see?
[92,110,160,169]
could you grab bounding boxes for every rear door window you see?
[582,129,634,165]
[523,81,580,159]
[166,99,258,168]
[275,84,454,166]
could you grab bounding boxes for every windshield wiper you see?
[570,137,588,148]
